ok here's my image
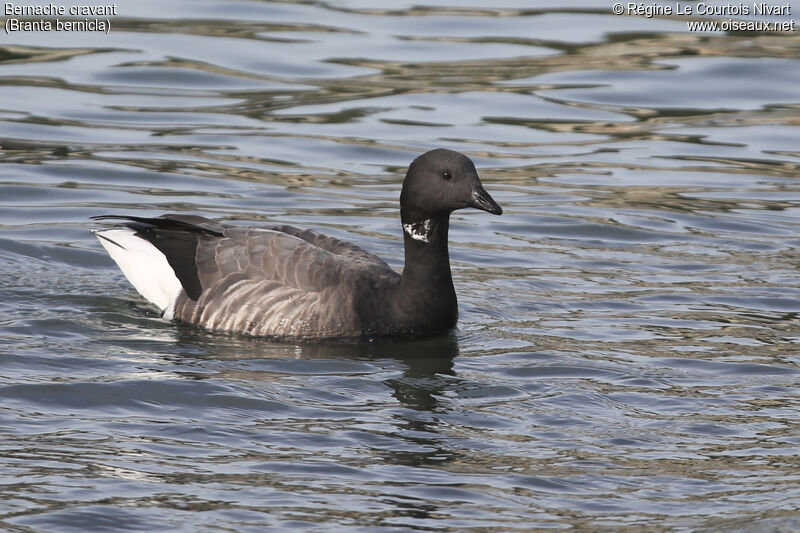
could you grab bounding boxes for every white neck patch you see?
[403,218,433,243]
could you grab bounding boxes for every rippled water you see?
[2,1,799,531]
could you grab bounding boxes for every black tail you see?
[92,215,224,301]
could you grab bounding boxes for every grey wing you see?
[174,227,365,338]
[269,224,393,270]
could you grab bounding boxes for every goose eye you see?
[441,170,452,180]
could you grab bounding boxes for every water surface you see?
[1,1,799,531]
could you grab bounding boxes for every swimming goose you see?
[93,148,502,341]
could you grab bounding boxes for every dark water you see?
[2,1,799,531]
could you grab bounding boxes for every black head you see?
[400,148,502,219]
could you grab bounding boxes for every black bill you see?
[467,185,503,215]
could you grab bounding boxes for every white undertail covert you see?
[94,228,183,319]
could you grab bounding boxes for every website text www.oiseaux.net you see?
[614,2,796,32]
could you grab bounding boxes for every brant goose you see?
[93,149,502,341]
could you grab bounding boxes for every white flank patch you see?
[403,218,433,243]
[95,228,182,318]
